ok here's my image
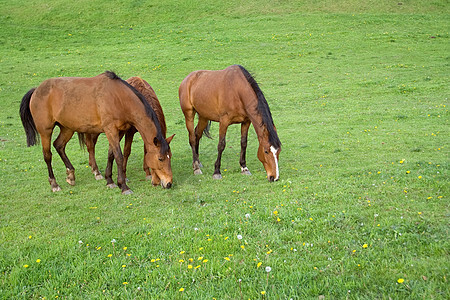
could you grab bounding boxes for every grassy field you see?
[0,0,448,298]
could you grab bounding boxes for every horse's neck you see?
[247,111,269,145]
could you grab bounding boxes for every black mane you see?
[237,65,281,149]
[104,71,169,154]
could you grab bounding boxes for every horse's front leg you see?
[53,127,76,186]
[213,122,229,180]
[104,146,117,188]
[240,121,252,175]
[104,130,132,194]
[85,133,103,180]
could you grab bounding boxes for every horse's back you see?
[30,74,129,133]
[179,65,254,123]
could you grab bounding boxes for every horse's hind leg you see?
[183,109,202,175]
[53,127,76,186]
[194,117,209,169]
[240,121,252,175]
[40,130,61,192]
[85,133,103,180]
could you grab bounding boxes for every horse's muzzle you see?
[163,182,172,189]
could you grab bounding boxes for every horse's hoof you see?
[52,186,62,192]
[146,175,152,181]
[122,189,133,195]
[194,169,203,175]
[212,173,222,180]
[66,179,75,186]
[95,174,104,180]
[107,183,118,189]
[241,169,252,176]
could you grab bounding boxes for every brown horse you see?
[179,65,281,181]
[19,71,173,194]
[82,76,174,185]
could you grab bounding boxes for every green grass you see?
[0,0,449,298]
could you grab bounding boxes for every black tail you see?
[237,65,281,149]
[77,133,86,149]
[19,88,39,147]
[203,121,213,139]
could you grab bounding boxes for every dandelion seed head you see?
[237,234,243,240]
[265,266,272,272]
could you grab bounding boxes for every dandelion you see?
[224,257,230,261]
[179,259,184,263]
[265,266,272,272]
[257,262,262,268]
[240,245,245,249]
[107,254,112,258]
[111,239,116,244]
[245,213,251,218]
[261,291,266,295]
[28,235,32,239]
[237,234,243,240]
[23,265,29,268]
[362,244,368,248]
[273,210,278,215]
[397,278,405,283]
[179,288,185,292]
[180,251,185,254]
[198,256,203,261]
[123,282,128,285]
[36,259,41,263]
[188,265,193,269]
[203,259,208,263]
[122,264,126,268]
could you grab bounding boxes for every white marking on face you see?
[270,146,279,180]
[167,155,170,159]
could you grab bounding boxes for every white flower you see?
[245,213,251,219]
[265,266,272,272]
[194,227,199,231]
[111,239,117,244]
[237,234,243,240]
[78,240,83,245]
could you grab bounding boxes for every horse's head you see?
[145,134,175,188]
[257,143,280,182]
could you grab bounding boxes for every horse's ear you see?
[166,134,175,144]
[153,137,159,146]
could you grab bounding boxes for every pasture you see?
[0,0,448,298]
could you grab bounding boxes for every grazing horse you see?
[179,65,281,182]
[19,71,173,194]
[82,76,174,185]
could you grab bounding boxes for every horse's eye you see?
[264,150,269,154]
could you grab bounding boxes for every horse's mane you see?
[104,71,169,154]
[237,65,281,149]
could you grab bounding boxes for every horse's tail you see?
[203,121,212,139]
[237,65,281,149]
[19,88,39,147]
[77,133,86,149]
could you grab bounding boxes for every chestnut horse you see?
[82,76,174,185]
[20,71,173,194]
[179,65,281,181]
